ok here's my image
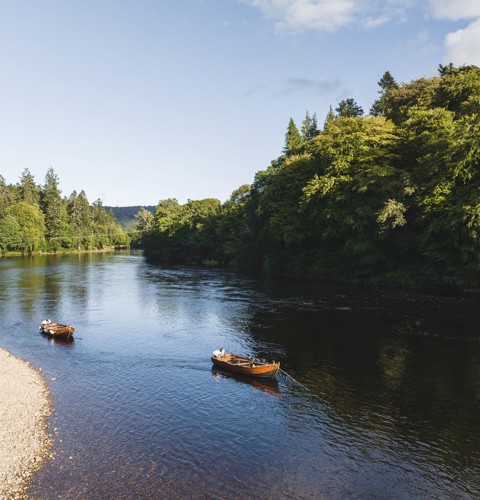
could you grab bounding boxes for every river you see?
[1,252,479,498]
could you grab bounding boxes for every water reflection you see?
[211,367,280,396]
[40,334,75,347]
[0,253,478,498]
[245,285,480,484]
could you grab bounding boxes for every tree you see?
[397,101,480,272]
[434,64,480,114]
[18,168,40,206]
[91,199,130,248]
[40,167,64,249]
[383,77,440,124]
[370,71,398,116]
[67,190,93,249]
[283,118,303,156]
[101,65,480,282]
[6,202,45,254]
[301,115,403,273]
[135,207,154,232]
[153,199,182,234]
[324,106,336,129]
[438,63,454,77]
[144,198,221,263]
[336,98,364,118]
[0,215,22,254]
[301,111,320,140]
[0,175,16,214]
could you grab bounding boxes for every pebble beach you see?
[0,348,52,499]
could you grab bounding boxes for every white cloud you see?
[363,14,390,29]
[241,0,414,33]
[428,0,480,21]
[426,1,480,66]
[240,0,480,70]
[242,0,360,32]
[443,18,480,66]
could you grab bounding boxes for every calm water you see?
[1,252,480,499]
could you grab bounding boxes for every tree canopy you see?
[140,64,480,285]
[0,170,129,255]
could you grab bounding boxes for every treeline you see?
[140,64,480,284]
[0,168,130,255]
[106,205,155,231]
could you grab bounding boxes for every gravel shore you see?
[0,348,52,499]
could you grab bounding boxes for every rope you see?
[278,368,309,391]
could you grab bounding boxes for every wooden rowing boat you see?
[211,349,280,379]
[39,320,75,339]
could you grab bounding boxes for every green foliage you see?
[370,71,398,116]
[301,111,320,140]
[67,190,93,248]
[434,65,480,114]
[0,215,22,254]
[106,205,156,231]
[283,118,303,156]
[261,154,319,245]
[91,199,130,248]
[384,77,440,124]
[0,176,17,214]
[140,64,480,283]
[144,198,221,263]
[376,199,407,232]
[135,207,155,231]
[41,168,64,250]
[336,98,364,118]
[0,171,130,255]
[6,202,46,254]
[17,168,40,206]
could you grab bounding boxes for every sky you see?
[0,0,479,207]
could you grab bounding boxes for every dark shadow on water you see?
[211,367,280,396]
[39,333,75,346]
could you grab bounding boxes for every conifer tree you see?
[18,168,40,206]
[283,118,303,156]
[370,71,398,116]
[309,112,320,138]
[336,98,364,117]
[67,190,93,249]
[301,111,312,139]
[0,175,16,214]
[301,111,320,140]
[41,167,64,248]
[324,106,336,129]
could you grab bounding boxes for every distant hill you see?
[105,206,156,231]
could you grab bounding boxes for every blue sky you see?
[1,0,479,206]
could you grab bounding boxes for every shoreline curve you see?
[0,347,52,499]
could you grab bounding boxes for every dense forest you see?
[105,206,155,231]
[0,168,130,255]
[140,64,480,284]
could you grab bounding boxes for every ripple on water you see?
[0,253,478,498]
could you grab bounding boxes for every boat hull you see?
[39,323,75,339]
[211,354,280,379]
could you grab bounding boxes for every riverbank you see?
[0,245,129,258]
[0,348,52,499]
